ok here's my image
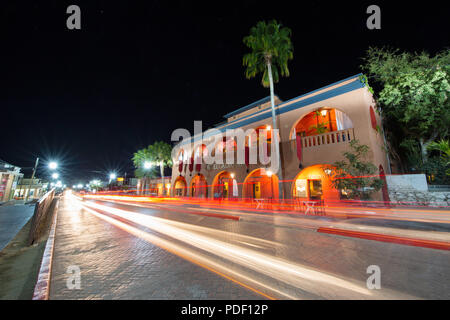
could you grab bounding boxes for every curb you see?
[32,200,59,300]
[317,227,450,251]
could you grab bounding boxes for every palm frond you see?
[242,20,293,86]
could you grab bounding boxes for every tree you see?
[132,147,157,194]
[309,111,329,134]
[428,139,450,177]
[325,140,384,200]
[88,180,103,192]
[361,47,450,168]
[243,20,293,198]
[146,141,173,196]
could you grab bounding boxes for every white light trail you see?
[79,199,378,299]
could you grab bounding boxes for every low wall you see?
[386,174,450,207]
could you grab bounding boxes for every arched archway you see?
[291,164,339,201]
[290,108,354,139]
[211,171,237,199]
[243,168,279,200]
[173,176,187,197]
[190,174,208,198]
[289,109,355,165]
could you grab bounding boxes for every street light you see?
[48,161,58,170]
[109,173,116,186]
[144,161,152,169]
[52,173,59,179]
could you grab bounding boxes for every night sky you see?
[1,1,448,185]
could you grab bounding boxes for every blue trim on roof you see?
[222,73,362,120]
[217,74,364,131]
[278,73,363,107]
[223,96,277,119]
[178,74,366,147]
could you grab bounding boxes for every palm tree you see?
[243,20,294,198]
[428,139,450,175]
[132,147,156,194]
[147,141,173,196]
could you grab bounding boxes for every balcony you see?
[299,128,355,149]
[282,128,356,169]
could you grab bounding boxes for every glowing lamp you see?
[144,161,152,169]
[49,162,58,170]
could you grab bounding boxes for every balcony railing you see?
[300,128,355,149]
[175,129,356,173]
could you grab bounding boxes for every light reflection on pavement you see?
[50,192,450,299]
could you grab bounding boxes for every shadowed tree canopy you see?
[361,47,450,169]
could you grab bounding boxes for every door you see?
[253,182,261,199]
[223,181,229,198]
[308,179,322,200]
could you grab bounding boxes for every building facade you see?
[14,178,49,200]
[137,176,171,196]
[170,74,390,204]
[0,159,23,202]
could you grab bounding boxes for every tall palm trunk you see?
[160,162,165,196]
[267,62,284,200]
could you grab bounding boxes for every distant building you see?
[14,178,49,200]
[137,177,171,196]
[0,159,23,202]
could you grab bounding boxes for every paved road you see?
[49,193,262,299]
[0,204,35,251]
[49,192,450,299]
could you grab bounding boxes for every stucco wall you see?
[386,174,450,206]
[386,174,428,192]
